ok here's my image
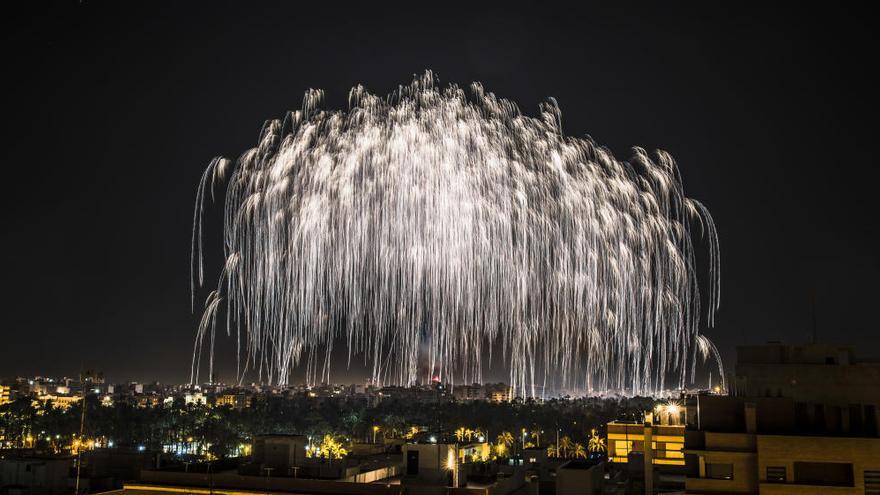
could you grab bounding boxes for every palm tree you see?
[530,430,541,447]
[546,444,557,458]
[472,428,485,441]
[588,429,606,454]
[559,435,574,458]
[495,431,514,459]
[573,442,587,459]
[497,431,514,449]
[318,434,348,460]
[454,427,467,442]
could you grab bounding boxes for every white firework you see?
[191,71,721,397]
[694,334,726,393]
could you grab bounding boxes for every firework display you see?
[191,72,720,396]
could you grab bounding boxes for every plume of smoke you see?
[191,71,720,396]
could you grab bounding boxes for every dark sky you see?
[3,2,878,385]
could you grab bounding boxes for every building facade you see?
[685,342,880,494]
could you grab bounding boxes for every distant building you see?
[214,392,250,410]
[484,383,511,403]
[685,342,880,493]
[135,395,159,408]
[452,383,485,401]
[0,385,11,405]
[183,392,206,406]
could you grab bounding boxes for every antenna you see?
[810,290,818,344]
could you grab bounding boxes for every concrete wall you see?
[252,435,307,470]
[704,432,756,452]
[136,471,401,495]
[0,458,73,495]
[736,362,880,406]
[757,434,880,494]
[402,444,457,486]
[555,461,602,495]
[684,450,757,494]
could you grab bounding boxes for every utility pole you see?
[74,369,94,495]
[644,418,653,495]
[556,428,560,458]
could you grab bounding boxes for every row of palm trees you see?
[453,426,485,442]
[488,427,605,460]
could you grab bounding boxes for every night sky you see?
[3,2,878,385]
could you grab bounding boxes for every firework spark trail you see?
[191,71,721,396]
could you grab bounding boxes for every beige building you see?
[685,397,880,493]
[734,343,880,412]
[685,342,880,494]
[607,403,686,466]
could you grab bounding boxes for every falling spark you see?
[191,71,721,396]
[695,334,726,394]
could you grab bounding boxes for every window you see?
[793,462,853,487]
[658,442,684,459]
[813,404,827,432]
[866,405,878,437]
[706,463,734,480]
[766,466,786,482]
[866,470,880,495]
[406,450,419,475]
[849,404,864,433]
